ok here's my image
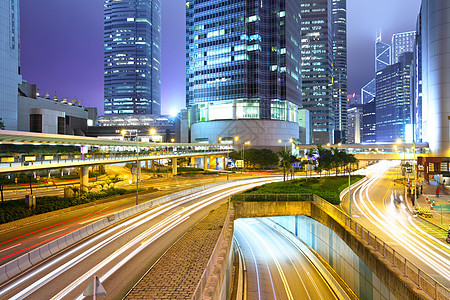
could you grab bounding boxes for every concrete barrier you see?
[17,254,32,272]
[38,244,51,260]
[0,265,8,284]
[48,240,61,255]
[56,237,68,250]
[78,226,89,239]
[4,260,20,278]
[28,249,43,265]
[71,230,82,243]
[85,224,94,236]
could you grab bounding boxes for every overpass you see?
[293,142,431,160]
[0,130,232,188]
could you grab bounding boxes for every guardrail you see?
[231,193,312,202]
[313,195,450,300]
[0,178,243,285]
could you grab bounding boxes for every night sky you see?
[20,0,421,115]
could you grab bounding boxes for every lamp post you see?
[121,129,140,205]
[242,141,250,172]
[135,130,139,206]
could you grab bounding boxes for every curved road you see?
[234,218,340,300]
[343,161,450,289]
[0,177,282,299]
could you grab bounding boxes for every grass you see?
[234,175,365,205]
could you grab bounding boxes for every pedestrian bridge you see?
[294,142,430,160]
[0,130,232,175]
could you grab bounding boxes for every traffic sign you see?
[83,275,107,298]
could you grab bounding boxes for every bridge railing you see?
[0,150,230,168]
[313,195,450,300]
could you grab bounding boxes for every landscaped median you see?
[231,175,365,205]
[0,187,157,224]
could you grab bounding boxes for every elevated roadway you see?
[294,142,430,160]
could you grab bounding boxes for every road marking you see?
[40,228,66,238]
[0,243,21,253]
[382,180,394,210]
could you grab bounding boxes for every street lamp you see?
[278,138,293,153]
[242,141,250,172]
[121,129,140,206]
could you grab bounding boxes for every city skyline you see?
[19,0,421,115]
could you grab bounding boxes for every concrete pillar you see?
[204,156,208,171]
[172,158,178,175]
[47,170,51,179]
[80,167,89,192]
[210,156,217,170]
[191,157,196,167]
[145,160,149,169]
[150,160,155,170]
[222,157,226,171]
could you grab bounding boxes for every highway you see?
[344,161,450,289]
[234,218,342,300]
[0,174,242,265]
[0,177,281,299]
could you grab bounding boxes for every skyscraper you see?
[361,78,376,104]
[186,0,303,148]
[300,0,334,144]
[0,0,20,130]
[375,34,391,73]
[375,52,413,142]
[104,0,161,115]
[392,31,416,64]
[331,0,348,143]
[420,0,450,156]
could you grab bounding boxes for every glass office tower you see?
[420,0,450,156]
[0,0,20,130]
[392,31,416,64]
[104,0,161,115]
[186,0,303,147]
[375,52,413,142]
[375,34,391,73]
[331,0,348,143]
[300,0,334,144]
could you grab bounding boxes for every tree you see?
[0,118,4,130]
[0,175,7,202]
[277,151,298,181]
[106,174,122,190]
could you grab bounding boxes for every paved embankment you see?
[125,204,228,299]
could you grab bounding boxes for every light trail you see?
[350,162,450,284]
[3,177,282,299]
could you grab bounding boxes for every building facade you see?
[347,105,363,144]
[362,99,376,143]
[361,78,376,104]
[420,0,450,156]
[375,35,391,73]
[104,0,161,115]
[412,14,422,143]
[0,0,21,130]
[186,0,303,149]
[18,82,89,135]
[375,52,413,142]
[392,31,416,64]
[331,0,348,143]
[300,0,334,144]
